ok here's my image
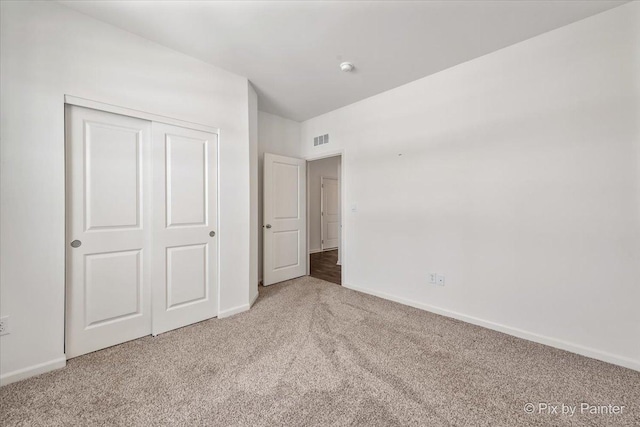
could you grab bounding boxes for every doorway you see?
[261,152,343,287]
[307,155,342,285]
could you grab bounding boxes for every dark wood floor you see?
[310,249,341,285]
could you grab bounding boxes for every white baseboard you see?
[218,303,250,319]
[343,283,640,372]
[250,291,259,307]
[0,356,67,386]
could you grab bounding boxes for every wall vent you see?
[313,134,329,146]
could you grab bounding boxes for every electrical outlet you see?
[436,274,445,286]
[429,273,437,284]
[0,316,10,336]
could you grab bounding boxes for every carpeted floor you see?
[1,276,638,426]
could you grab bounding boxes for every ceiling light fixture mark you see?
[340,62,355,72]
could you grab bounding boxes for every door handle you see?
[70,240,82,248]
[209,231,216,237]
[265,224,272,229]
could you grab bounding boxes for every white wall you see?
[0,1,253,383]
[301,2,640,370]
[308,156,341,252]
[257,111,301,281]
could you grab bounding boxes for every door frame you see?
[64,95,221,354]
[320,176,338,251]
[304,150,345,283]
[65,96,218,134]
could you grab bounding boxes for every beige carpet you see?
[1,276,638,426]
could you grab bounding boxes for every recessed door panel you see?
[85,122,141,231]
[167,244,208,309]
[263,153,306,285]
[152,123,218,335]
[66,105,151,358]
[273,162,299,219]
[166,134,208,227]
[273,230,299,270]
[327,222,340,240]
[85,250,141,326]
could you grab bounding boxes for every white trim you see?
[0,356,67,387]
[64,95,219,134]
[320,175,325,251]
[304,149,344,162]
[343,283,640,372]
[218,303,250,319]
[250,291,259,307]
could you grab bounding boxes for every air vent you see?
[313,134,329,146]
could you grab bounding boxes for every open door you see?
[263,153,307,285]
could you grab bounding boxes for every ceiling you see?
[60,0,626,121]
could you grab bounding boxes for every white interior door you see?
[66,105,152,358]
[263,153,306,286]
[151,123,218,335]
[321,177,340,250]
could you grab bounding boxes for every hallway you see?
[309,250,341,285]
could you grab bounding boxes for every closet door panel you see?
[66,105,152,358]
[152,123,218,335]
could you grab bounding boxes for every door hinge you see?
[321,211,323,216]
[322,239,324,244]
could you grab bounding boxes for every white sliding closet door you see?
[66,104,220,357]
[151,123,218,335]
[66,105,152,358]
